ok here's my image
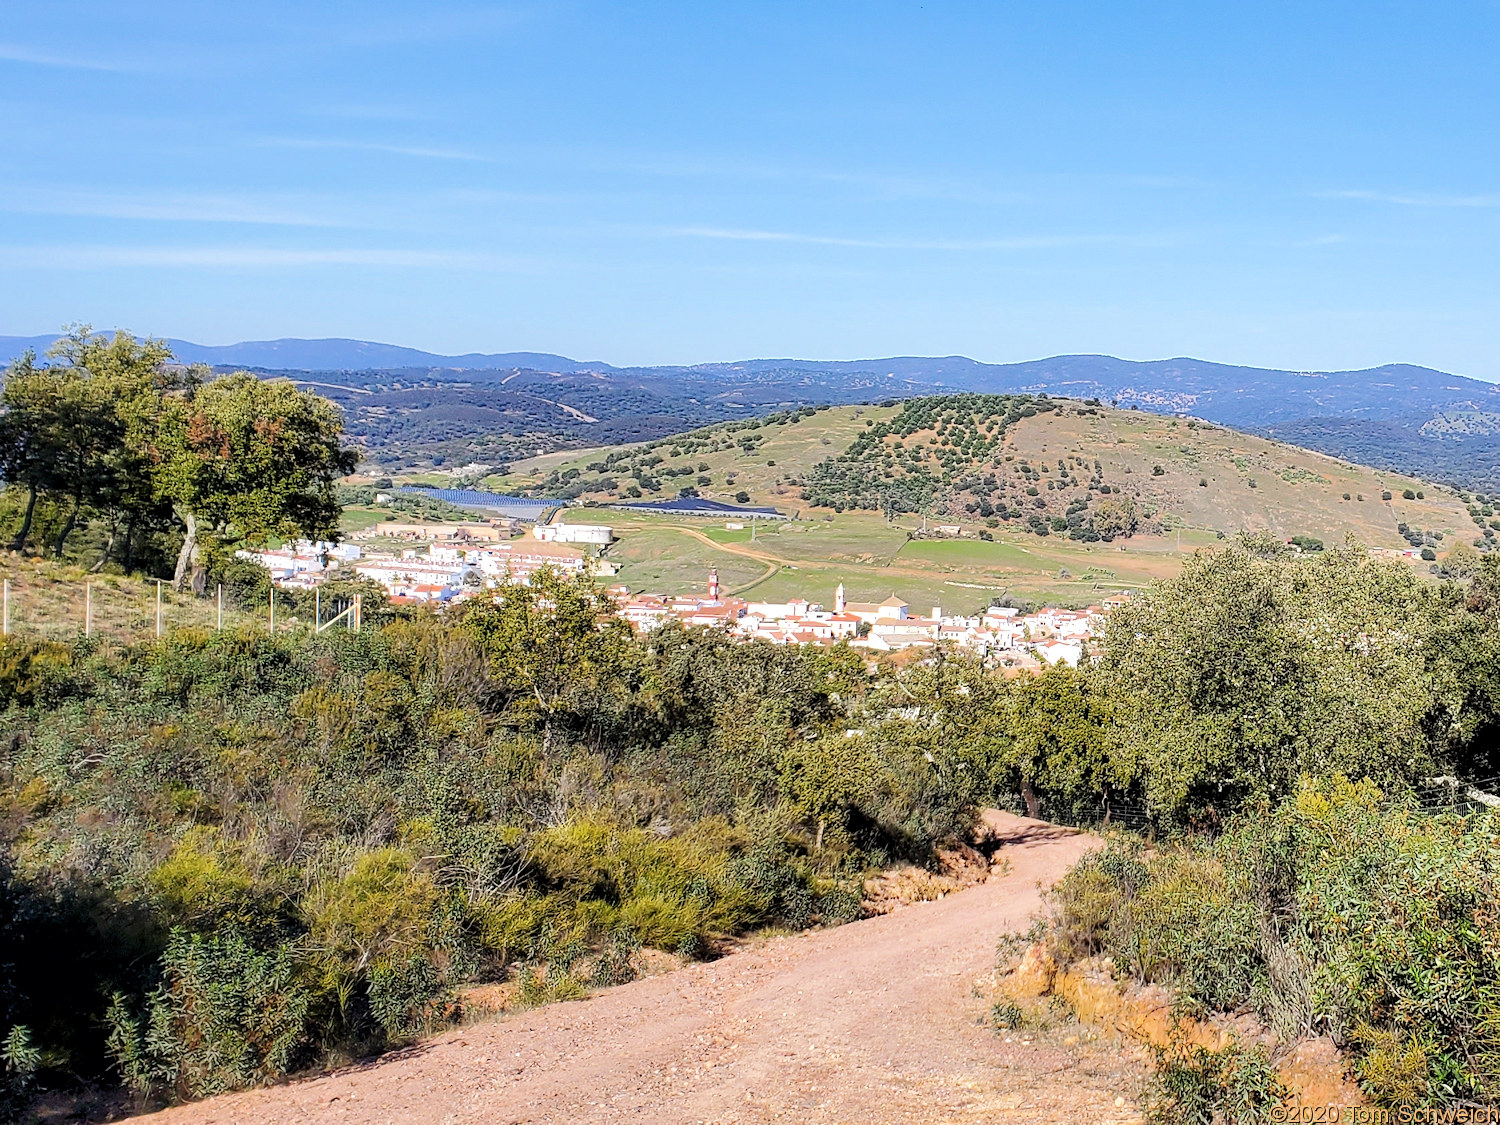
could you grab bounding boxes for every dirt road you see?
[139,814,1141,1125]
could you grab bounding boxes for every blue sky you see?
[2,1,1498,374]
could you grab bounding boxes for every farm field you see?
[462,402,1482,612]
[597,510,1215,611]
[339,505,395,533]
[602,522,771,595]
[383,396,1482,611]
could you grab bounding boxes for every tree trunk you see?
[120,512,138,571]
[1020,777,1041,820]
[9,485,36,553]
[54,495,81,558]
[90,516,118,573]
[173,508,198,592]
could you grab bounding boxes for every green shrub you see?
[0,577,1008,1107]
[514,962,589,1008]
[1046,778,1500,1108]
[367,954,451,1040]
[106,931,317,1101]
[0,1025,40,1120]
[1143,1031,1288,1125]
[589,929,640,987]
[150,827,264,930]
[988,999,1031,1031]
[0,638,78,708]
[310,849,442,970]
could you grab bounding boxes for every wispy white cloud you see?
[259,136,488,162]
[1318,189,1500,208]
[554,151,1032,204]
[508,147,1201,204]
[0,188,348,228]
[333,6,528,49]
[308,103,434,123]
[0,43,136,72]
[0,245,511,269]
[659,226,1165,251]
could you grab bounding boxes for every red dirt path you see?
[136,813,1144,1125]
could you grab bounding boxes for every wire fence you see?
[0,574,365,645]
[1412,774,1500,815]
[1036,797,1155,836]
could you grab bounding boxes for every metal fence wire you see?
[0,576,363,643]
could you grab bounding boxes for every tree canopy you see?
[151,373,356,588]
[998,541,1500,828]
[0,328,356,586]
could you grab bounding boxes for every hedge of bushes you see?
[1046,778,1500,1110]
[0,573,991,1108]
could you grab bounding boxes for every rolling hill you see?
[490,395,1475,549]
[454,396,1487,612]
[6,333,1498,488]
[269,359,1500,493]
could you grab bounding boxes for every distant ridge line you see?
[0,332,1479,385]
[6,331,1500,490]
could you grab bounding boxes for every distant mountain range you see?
[0,334,609,375]
[5,334,1499,489]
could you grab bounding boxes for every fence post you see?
[217,584,223,630]
[315,586,321,631]
[156,580,162,639]
[85,582,91,637]
[3,578,8,636]
[353,593,361,632]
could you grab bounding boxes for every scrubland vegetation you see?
[3,332,1499,1120]
[3,538,1500,1115]
[1006,534,1500,829]
[1002,537,1500,1119]
[1047,781,1500,1112]
[0,570,1003,1111]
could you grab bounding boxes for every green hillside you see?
[483,404,901,507]
[465,395,1484,609]
[486,396,1475,545]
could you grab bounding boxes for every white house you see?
[1034,640,1084,666]
[532,523,613,545]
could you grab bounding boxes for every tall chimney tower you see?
[708,567,720,600]
[835,583,846,613]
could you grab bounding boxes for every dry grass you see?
[1003,409,1466,550]
[0,556,264,644]
[419,401,1474,613]
[482,404,901,503]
